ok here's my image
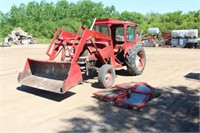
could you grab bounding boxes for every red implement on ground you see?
[18,18,146,94]
[93,82,155,109]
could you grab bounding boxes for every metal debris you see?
[2,27,38,47]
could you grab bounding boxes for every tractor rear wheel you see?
[125,45,146,76]
[98,64,115,88]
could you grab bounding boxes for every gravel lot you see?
[1,45,199,132]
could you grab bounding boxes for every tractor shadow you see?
[116,69,131,76]
[17,85,75,102]
[184,73,200,80]
[82,73,103,89]
[58,85,199,132]
[82,69,132,89]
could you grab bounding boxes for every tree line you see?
[0,0,199,39]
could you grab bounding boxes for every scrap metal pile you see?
[140,27,161,47]
[171,29,199,48]
[2,27,38,47]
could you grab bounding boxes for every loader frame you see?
[46,18,138,68]
[18,18,145,94]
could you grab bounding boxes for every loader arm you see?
[46,28,77,61]
[72,29,111,64]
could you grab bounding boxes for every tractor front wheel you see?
[125,45,146,76]
[98,64,115,88]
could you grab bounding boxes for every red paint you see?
[18,18,143,93]
[93,82,155,109]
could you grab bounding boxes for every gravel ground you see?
[1,45,199,132]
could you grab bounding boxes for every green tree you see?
[0,0,199,39]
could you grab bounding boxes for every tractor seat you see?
[114,45,124,53]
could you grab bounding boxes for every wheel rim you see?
[105,70,113,84]
[135,51,145,70]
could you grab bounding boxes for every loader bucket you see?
[18,58,83,94]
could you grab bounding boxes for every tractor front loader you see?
[18,18,146,94]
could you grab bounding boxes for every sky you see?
[0,0,199,14]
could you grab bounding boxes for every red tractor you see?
[18,18,146,94]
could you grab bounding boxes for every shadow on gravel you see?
[58,85,199,132]
[116,69,131,76]
[185,73,200,80]
[82,69,132,89]
[17,85,75,102]
[82,74,101,89]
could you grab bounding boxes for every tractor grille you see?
[77,56,88,74]
[65,56,88,74]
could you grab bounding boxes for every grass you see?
[0,36,4,46]
[36,37,52,44]
[0,36,4,43]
